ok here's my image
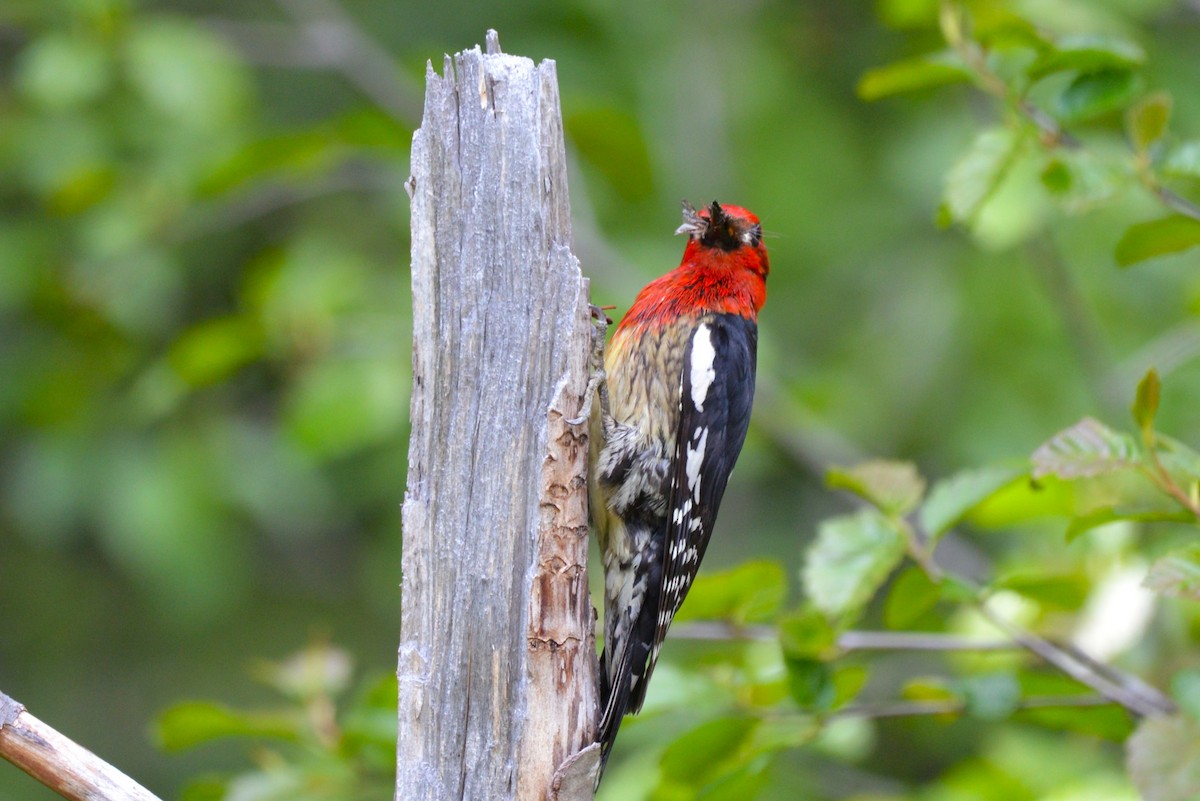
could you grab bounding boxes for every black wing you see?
[631,313,757,710]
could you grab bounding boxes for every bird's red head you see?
[675,200,769,282]
[615,200,769,333]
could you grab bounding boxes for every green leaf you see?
[1056,69,1141,122]
[918,463,1026,542]
[1128,92,1172,153]
[857,51,971,101]
[1031,417,1140,480]
[784,657,835,711]
[1127,715,1200,801]
[154,702,299,752]
[962,672,1021,720]
[826,460,926,517]
[1116,216,1200,267]
[1133,368,1161,440]
[1029,34,1145,78]
[941,127,1021,225]
[996,570,1089,610]
[1172,670,1200,724]
[1065,506,1194,543]
[659,716,760,787]
[1144,545,1200,600]
[675,560,787,625]
[831,664,870,710]
[778,606,839,660]
[884,566,941,629]
[1163,142,1200,179]
[169,317,262,387]
[803,510,906,622]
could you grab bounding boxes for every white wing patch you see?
[685,428,708,496]
[689,324,717,413]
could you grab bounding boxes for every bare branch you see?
[0,691,162,801]
[834,693,1116,721]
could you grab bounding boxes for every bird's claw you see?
[567,304,613,426]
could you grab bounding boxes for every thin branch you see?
[670,622,1018,652]
[0,691,163,801]
[974,602,1176,717]
[833,693,1115,721]
[207,0,422,124]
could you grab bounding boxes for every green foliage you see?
[802,509,906,623]
[156,644,395,801]
[5,2,1200,801]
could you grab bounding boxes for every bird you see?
[588,199,769,775]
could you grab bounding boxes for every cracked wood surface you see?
[399,30,598,801]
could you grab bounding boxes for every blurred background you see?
[1,0,1199,798]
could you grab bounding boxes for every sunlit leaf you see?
[1127,715,1200,801]
[1116,215,1200,267]
[1128,92,1172,153]
[941,127,1022,225]
[1065,506,1193,543]
[826,459,925,517]
[857,51,971,101]
[1163,142,1200,179]
[997,570,1089,610]
[1056,69,1141,122]
[1031,417,1140,480]
[884,566,941,629]
[675,560,787,624]
[1144,545,1200,600]
[918,463,1026,542]
[803,510,906,622]
[1030,34,1145,78]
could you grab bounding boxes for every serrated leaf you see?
[942,127,1022,224]
[1056,69,1140,122]
[884,566,941,629]
[1029,34,1145,78]
[826,460,926,517]
[1116,215,1200,267]
[803,510,906,622]
[1133,368,1161,439]
[1127,715,1200,801]
[675,559,787,625]
[918,463,1026,542]
[1144,545,1200,600]
[1031,417,1140,480]
[857,51,971,101]
[154,702,299,752]
[1129,92,1172,153]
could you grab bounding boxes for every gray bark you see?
[399,30,599,801]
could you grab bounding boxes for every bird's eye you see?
[743,224,762,247]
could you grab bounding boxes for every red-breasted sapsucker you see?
[590,200,768,771]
